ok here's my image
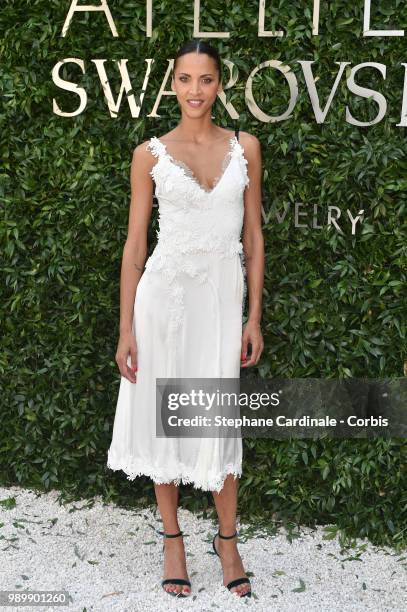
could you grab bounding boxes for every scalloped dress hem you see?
[107,450,242,493]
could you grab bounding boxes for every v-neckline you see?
[155,135,237,196]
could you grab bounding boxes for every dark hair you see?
[173,39,222,82]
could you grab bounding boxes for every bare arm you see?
[240,133,265,367]
[115,142,154,381]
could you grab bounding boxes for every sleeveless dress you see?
[107,129,250,493]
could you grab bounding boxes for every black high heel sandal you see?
[212,530,252,597]
[158,529,192,597]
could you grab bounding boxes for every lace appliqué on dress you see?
[147,135,249,198]
[165,138,236,194]
[146,136,166,160]
[144,133,248,375]
[235,141,250,188]
[107,447,242,493]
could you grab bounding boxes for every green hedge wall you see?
[1,2,406,549]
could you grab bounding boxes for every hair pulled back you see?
[173,39,222,82]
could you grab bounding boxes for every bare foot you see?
[214,533,251,597]
[162,535,191,596]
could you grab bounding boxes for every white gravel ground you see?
[0,485,406,612]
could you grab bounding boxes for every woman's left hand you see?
[241,320,264,367]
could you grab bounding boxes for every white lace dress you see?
[107,133,250,492]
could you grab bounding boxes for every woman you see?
[107,39,264,599]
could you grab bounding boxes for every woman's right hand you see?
[115,330,138,383]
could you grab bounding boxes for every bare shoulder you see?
[238,131,261,155]
[133,138,154,159]
[130,138,160,174]
[133,130,175,158]
[237,131,261,169]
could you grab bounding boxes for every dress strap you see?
[146,136,166,159]
[146,137,163,202]
[233,129,250,188]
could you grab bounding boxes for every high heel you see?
[212,530,251,598]
[157,529,191,597]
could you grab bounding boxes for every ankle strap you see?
[218,530,238,539]
[157,529,183,538]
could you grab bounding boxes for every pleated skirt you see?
[107,251,244,493]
